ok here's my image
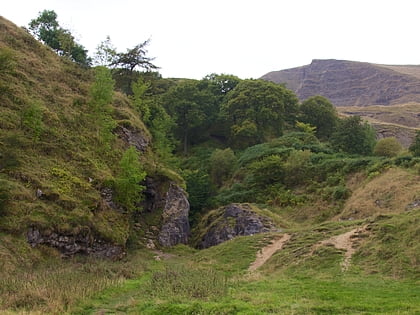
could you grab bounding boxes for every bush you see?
[21,101,44,141]
[209,148,237,186]
[374,137,402,157]
[114,146,146,212]
[0,47,16,74]
[409,130,420,157]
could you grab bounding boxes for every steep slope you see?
[0,16,187,260]
[262,59,420,106]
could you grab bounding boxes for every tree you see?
[409,130,420,157]
[373,137,402,157]
[111,39,157,73]
[114,146,146,212]
[163,80,207,154]
[93,36,117,67]
[221,79,298,148]
[331,116,376,155]
[299,96,338,140]
[29,10,90,66]
[28,10,61,51]
[89,66,116,148]
[131,77,152,123]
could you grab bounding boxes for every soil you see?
[312,225,369,271]
[248,234,291,271]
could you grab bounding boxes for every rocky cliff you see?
[262,59,420,106]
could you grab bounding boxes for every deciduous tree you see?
[331,116,376,155]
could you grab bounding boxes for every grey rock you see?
[115,125,149,152]
[197,203,276,249]
[158,183,190,247]
[27,227,125,259]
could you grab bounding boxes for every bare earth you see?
[249,234,291,271]
[312,225,369,271]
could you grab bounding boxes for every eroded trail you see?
[249,233,291,271]
[312,225,368,271]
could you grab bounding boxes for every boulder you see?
[195,203,276,249]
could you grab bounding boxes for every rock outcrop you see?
[115,125,149,152]
[158,183,190,247]
[194,203,277,249]
[27,227,125,259]
[262,59,420,106]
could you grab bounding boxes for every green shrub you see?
[114,146,146,212]
[209,148,237,186]
[409,130,420,157]
[0,47,16,74]
[374,137,402,157]
[21,101,44,141]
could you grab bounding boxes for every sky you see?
[2,0,420,79]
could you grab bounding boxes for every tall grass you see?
[0,253,148,314]
[147,265,228,299]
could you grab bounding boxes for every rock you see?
[115,125,149,152]
[27,227,125,259]
[195,203,276,249]
[158,183,190,247]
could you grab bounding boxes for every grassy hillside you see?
[0,16,158,256]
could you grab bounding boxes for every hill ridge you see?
[261,59,420,106]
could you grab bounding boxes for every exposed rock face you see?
[196,203,276,249]
[115,125,149,152]
[27,227,125,259]
[158,183,190,247]
[262,59,420,106]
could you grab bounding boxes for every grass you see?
[0,248,152,314]
[70,238,420,315]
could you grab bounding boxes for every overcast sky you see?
[2,0,420,79]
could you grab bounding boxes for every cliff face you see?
[262,59,420,106]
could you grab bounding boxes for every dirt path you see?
[312,225,368,271]
[249,234,291,271]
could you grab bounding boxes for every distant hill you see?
[261,59,420,106]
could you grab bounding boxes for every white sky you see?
[2,0,420,79]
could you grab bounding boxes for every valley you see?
[0,14,419,315]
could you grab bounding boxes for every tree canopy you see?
[331,116,376,155]
[299,95,338,140]
[221,79,298,148]
[29,10,90,66]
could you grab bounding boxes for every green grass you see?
[71,254,420,315]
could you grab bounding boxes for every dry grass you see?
[339,168,420,220]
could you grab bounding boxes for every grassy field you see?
[71,240,419,315]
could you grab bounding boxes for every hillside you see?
[262,59,420,146]
[261,59,420,106]
[0,15,189,261]
[0,15,419,314]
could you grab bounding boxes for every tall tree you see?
[28,10,90,66]
[221,79,298,148]
[111,39,157,73]
[163,80,207,154]
[331,116,376,155]
[93,36,117,67]
[299,95,338,140]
